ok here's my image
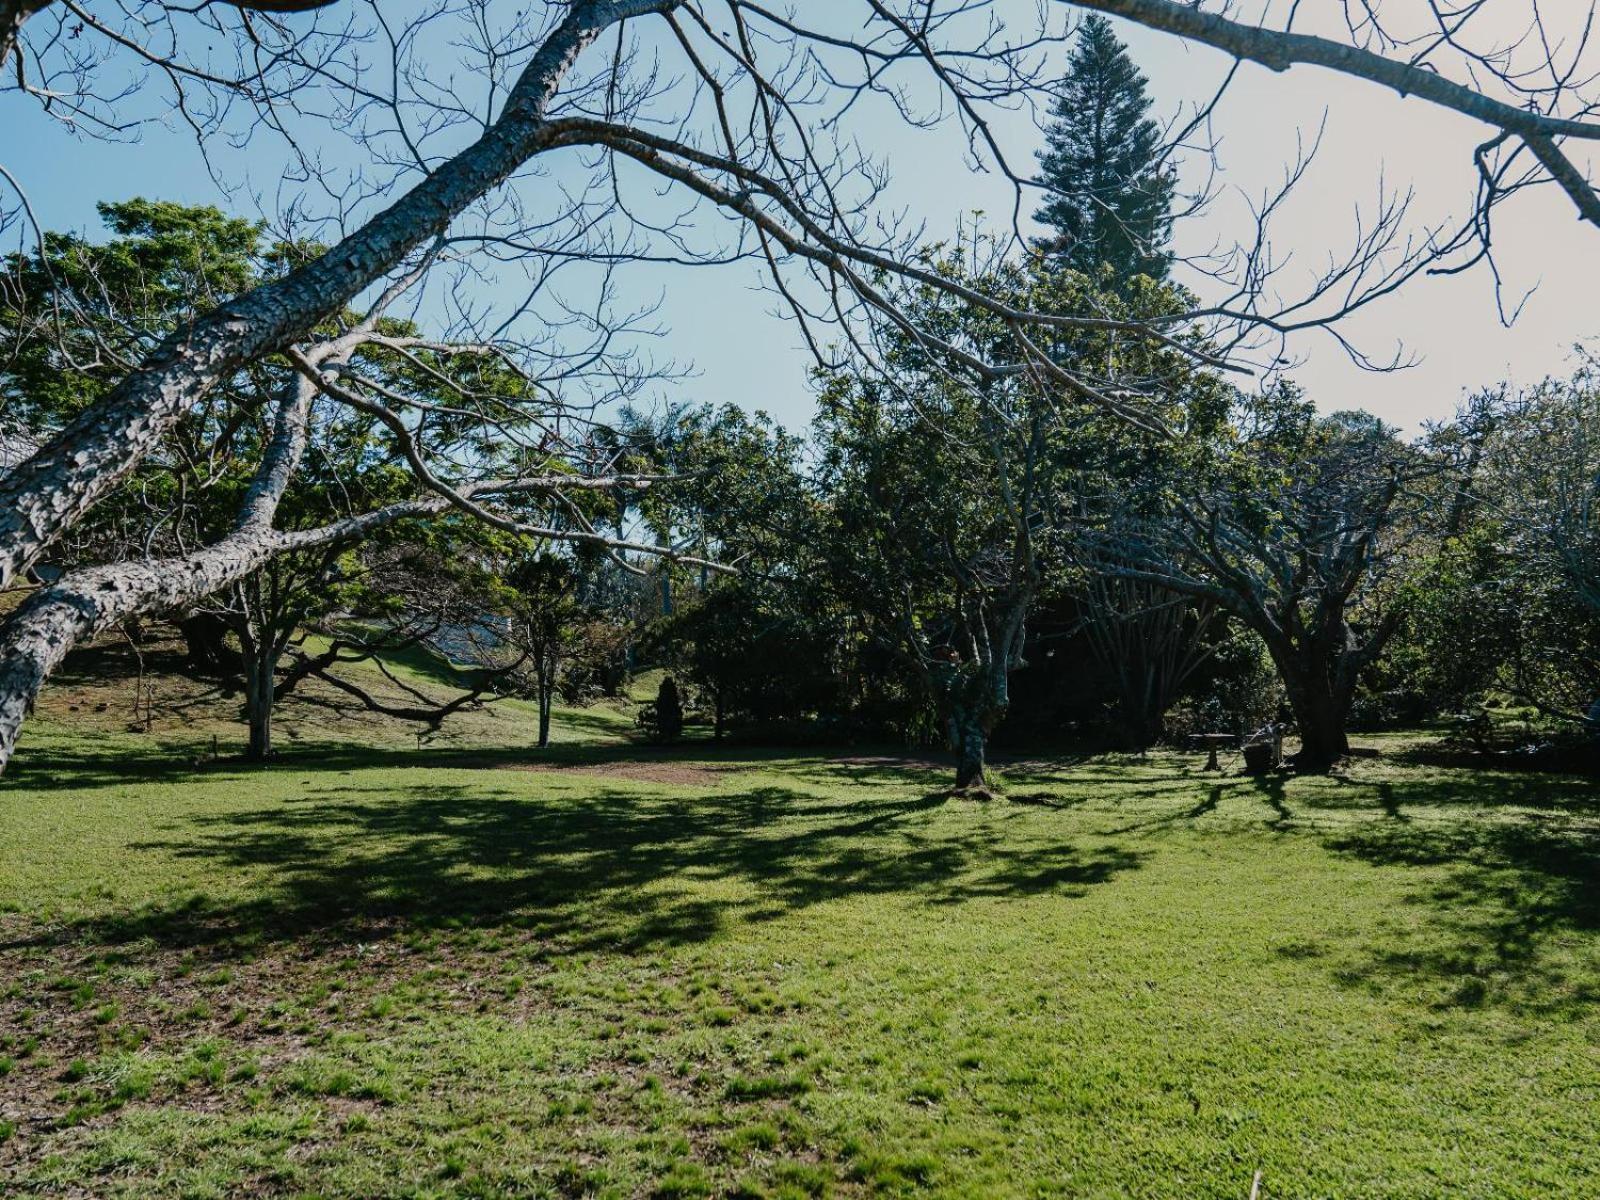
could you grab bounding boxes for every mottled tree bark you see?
[949,703,990,792]
[934,644,1017,796]
[0,1,671,592]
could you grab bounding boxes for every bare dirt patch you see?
[464,756,738,787]
[0,912,566,1177]
[828,753,951,774]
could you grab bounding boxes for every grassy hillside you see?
[3,703,1600,1195]
[21,623,639,763]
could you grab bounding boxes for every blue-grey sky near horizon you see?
[6,4,1598,436]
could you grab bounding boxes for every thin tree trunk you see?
[537,668,553,748]
[242,638,279,761]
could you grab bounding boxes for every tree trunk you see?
[0,5,619,592]
[246,674,274,761]
[537,675,553,749]
[1280,666,1351,772]
[934,634,1020,795]
[240,633,281,761]
[180,614,241,680]
[950,704,989,792]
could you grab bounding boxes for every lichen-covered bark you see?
[0,1,673,592]
[0,495,452,772]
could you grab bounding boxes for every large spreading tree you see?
[1090,395,1425,770]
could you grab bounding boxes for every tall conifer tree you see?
[1035,16,1176,283]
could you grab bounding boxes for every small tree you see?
[230,537,524,759]
[655,676,684,744]
[502,552,593,749]
[1076,572,1223,750]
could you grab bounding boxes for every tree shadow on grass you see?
[16,776,1144,960]
[1251,775,1293,828]
[1321,774,1600,1018]
[2,739,806,794]
[3,741,222,792]
[548,705,637,740]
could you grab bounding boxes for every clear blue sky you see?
[7,5,1596,435]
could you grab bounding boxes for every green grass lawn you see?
[3,723,1600,1198]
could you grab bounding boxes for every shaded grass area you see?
[3,729,1600,1197]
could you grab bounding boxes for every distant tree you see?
[1386,396,1514,718]
[817,243,1223,790]
[1076,572,1223,750]
[648,576,848,741]
[818,351,1045,792]
[502,552,592,749]
[223,535,521,760]
[1092,396,1423,770]
[628,403,839,741]
[1034,15,1176,282]
[1434,374,1600,723]
[0,199,271,576]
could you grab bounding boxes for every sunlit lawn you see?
[3,723,1599,1197]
